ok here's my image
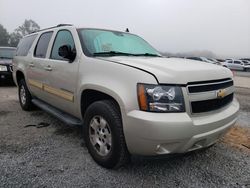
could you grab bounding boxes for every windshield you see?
[78,29,160,57]
[0,48,16,59]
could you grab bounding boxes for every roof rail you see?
[31,24,73,34]
[56,24,73,27]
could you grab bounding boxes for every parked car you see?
[207,58,223,65]
[185,57,220,65]
[13,25,239,169]
[240,58,250,61]
[0,47,16,83]
[222,59,250,71]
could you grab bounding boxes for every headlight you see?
[137,83,185,112]
[0,65,7,72]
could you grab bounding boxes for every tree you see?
[15,19,40,36]
[9,19,40,47]
[9,32,22,47]
[0,24,10,46]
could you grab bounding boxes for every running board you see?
[32,99,83,127]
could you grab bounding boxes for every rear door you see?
[44,29,80,115]
[26,31,53,100]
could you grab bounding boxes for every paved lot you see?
[234,71,250,78]
[234,76,250,89]
[0,85,249,188]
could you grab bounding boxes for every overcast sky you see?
[0,0,249,58]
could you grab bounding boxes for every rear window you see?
[16,34,37,56]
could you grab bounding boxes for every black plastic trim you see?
[32,99,83,126]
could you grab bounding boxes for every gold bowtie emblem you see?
[217,89,226,99]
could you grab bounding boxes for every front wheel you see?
[18,79,35,111]
[83,100,130,169]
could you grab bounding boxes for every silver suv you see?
[13,24,239,168]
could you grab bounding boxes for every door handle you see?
[44,65,52,71]
[29,63,35,67]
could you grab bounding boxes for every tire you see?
[18,79,35,111]
[83,100,130,169]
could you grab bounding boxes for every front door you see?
[44,29,79,116]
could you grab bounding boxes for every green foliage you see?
[15,19,40,36]
[0,19,40,47]
[9,32,22,47]
[0,24,10,46]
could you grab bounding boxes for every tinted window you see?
[234,61,241,64]
[227,60,232,63]
[187,57,202,61]
[16,34,37,56]
[51,30,75,60]
[243,60,249,64]
[34,32,53,58]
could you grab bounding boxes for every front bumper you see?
[123,98,239,155]
[0,71,13,80]
[0,64,13,81]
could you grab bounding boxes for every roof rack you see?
[31,24,73,34]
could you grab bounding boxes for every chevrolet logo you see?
[216,89,226,99]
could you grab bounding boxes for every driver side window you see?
[50,30,75,60]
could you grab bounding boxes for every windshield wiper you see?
[93,51,162,57]
[134,53,162,57]
[93,51,136,57]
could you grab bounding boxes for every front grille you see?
[188,78,233,93]
[191,93,234,113]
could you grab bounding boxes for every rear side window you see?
[16,34,37,56]
[234,61,241,64]
[34,32,53,58]
[50,30,75,60]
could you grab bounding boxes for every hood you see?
[99,57,233,84]
[0,59,12,66]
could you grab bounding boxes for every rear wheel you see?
[83,100,130,169]
[18,79,35,111]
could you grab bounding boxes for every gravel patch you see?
[0,86,249,187]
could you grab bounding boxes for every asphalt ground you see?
[0,84,249,188]
[234,70,250,78]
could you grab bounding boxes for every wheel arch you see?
[16,70,25,85]
[80,88,124,118]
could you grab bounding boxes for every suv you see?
[13,25,239,169]
[0,47,16,83]
[223,59,250,71]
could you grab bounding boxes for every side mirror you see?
[58,45,76,62]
